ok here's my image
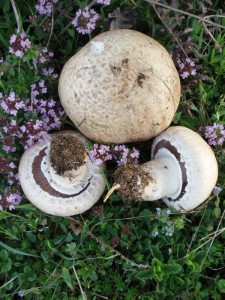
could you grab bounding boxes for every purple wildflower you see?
[97,0,111,4]
[170,44,197,80]
[9,33,31,58]
[35,0,58,16]
[42,66,58,78]
[0,92,25,115]
[0,158,15,173]
[89,144,140,166]
[72,7,99,35]
[0,191,22,211]
[36,48,54,64]
[202,123,225,146]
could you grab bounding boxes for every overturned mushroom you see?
[19,131,106,216]
[112,126,218,212]
[58,29,181,144]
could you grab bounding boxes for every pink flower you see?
[9,33,31,58]
[97,0,111,4]
[35,0,59,16]
[200,123,225,146]
[72,7,99,35]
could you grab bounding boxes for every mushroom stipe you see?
[112,126,218,212]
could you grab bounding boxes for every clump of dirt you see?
[50,134,86,175]
[114,164,150,201]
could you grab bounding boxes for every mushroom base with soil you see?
[112,126,218,212]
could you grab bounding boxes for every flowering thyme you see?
[170,51,197,80]
[9,33,31,58]
[0,191,22,211]
[72,7,99,35]
[35,0,59,16]
[200,123,225,146]
[89,144,140,166]
[97,0,111,4]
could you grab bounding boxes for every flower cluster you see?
[0,191,22,211]
[0,57,3,76]
[42,67,58,78]
[0,92,25,115]
[200,123,225,146]
[36,47,54,64]
[152,208,174,238]
[97,0,111,4]
[9,33,31,58]
[170,50,197,80]
[0,84,64,152]
[0,158,15,174]
[35,0,59,16]
[72,7,99,35]
[89,144,140,166]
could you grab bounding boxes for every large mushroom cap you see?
[58,29,181,144]
[151,126,218,211]
[18,131,106,216]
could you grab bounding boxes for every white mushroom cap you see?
[18,131,106,216]
[151,126,218,211]
[58,29,181,144]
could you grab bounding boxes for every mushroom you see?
[112,126,218,212]
[58,29,181,144]
[18,131,106,216]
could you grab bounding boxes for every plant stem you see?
[152,5,188,58]
[10,0,21,34]
[72,265,87,300]
[144,0,225,29]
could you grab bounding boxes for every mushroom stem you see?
[47,133,88,191]
[48,154,88,190]
[114,126,218,212]
[141,157,181,200]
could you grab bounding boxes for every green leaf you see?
[136,268,154,280]
[195,251,206,263]
[218,279,225,293]
[0,241,40,257]
[67,29,75,38]
[152,258,164,281]
[1,258,12,272]
[62,267,74,291]
[162,263,182,275]
[150,245,163,261]
[0,249,8,261]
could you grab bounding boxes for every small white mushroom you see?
[18,131,106,216]
[113,126,218,212]
[58,29,181,144]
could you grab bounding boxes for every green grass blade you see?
[0,241,40,257]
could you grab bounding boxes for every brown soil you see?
[50,134,86,175]
[114,164,150,201]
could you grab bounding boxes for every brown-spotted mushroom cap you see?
[58,29,181,144]
[114,126,218,212]
[18,131,106,216]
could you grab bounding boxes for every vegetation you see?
[0,0,225,299]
